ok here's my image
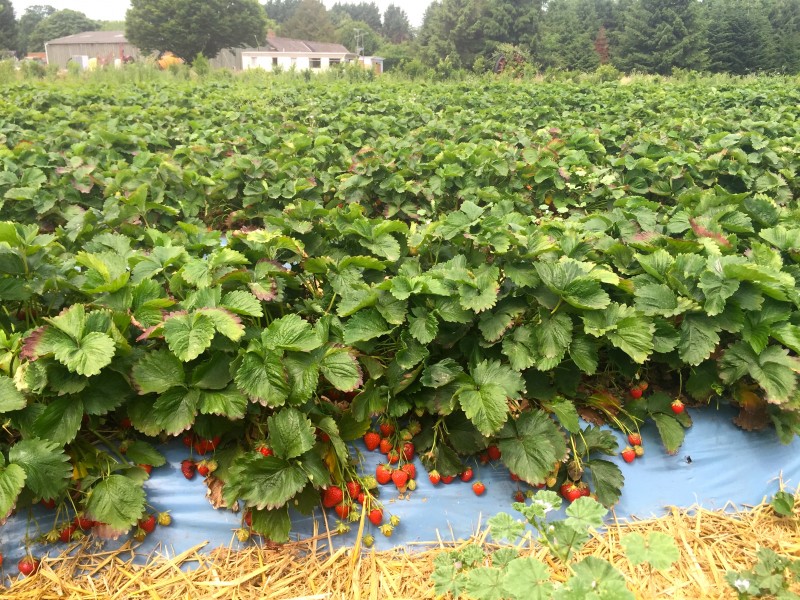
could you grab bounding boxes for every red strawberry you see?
[244,511,252,528]
[561,483,582,503]
[428,470,441,485]
[627,432,642,446]
[376,464,393,485]
[363,431,381,451]
[120,417,132,428]
[356,492,366,504]
[460,467,474,482]
[74,515,94,530]
[258,445,273,457]
[139,514,156,534]
[59,525,76,543]
[513,490,525,503]
[671,399,685,414]
[207,435,221,450]
[323,486,344,508]
[472,481,486,496]
[139,464,153,475]
[400,463,416,480]
[317,429,331,443]
[180,459,196,479]
[401,442,415,461]
[334,503,350,519]
[379,438,393,455]
[379,422,395,437]
[621,446,636,463]
[17,556,38,576]
[579,484,591,497]
[346,481,362,499]
[510,473,520,482]
[441,475,455,484]
[182,434,193,447]
[368,508,383,526]
[386,450,400,464]
[478,452,490,464]
[487,445,501,460]
[629,387,643,399]
[391,470,409,488]
[41,498,56,509]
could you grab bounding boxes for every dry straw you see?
[4,491,800,600]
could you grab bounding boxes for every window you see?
[329,58,340,66]
[310,58,321,69]
[272,57,278,67]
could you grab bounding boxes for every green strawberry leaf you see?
[123,440,167,468]
[225,455,308,511]
[0,375,26,412]
[198,307,244,342]
[320,346,362,392]
[163,312,216,362]
[268,408,316,460]
[343,309,393,344]
[585,458,624,508]
[234,350,289,407]
[85,474,146,531]
[652,413,686,455]
[582,303,654,364]
[719,343,800,404]
[221,290,263,317]
[198,388,248,419]
[771,490,795,517]
[151,388,200,435]
[0,463,25,520]
[264,314,321,352]
[9,438,71,500]
[497,411,567,485]
[32,395,83,446]
[250,506,291,542]
[132,350,185,395]
[421,358,464,389]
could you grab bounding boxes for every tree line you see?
[1,0,798,75]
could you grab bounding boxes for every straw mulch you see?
[4,493,800,600]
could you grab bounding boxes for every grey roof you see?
[46,31,129,45]
[264,35,352,54]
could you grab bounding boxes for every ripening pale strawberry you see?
[157,512,172,526]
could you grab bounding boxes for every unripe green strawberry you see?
[407,420,421,436]
[407,478,417,491]
[389,514,400,527]
[363,534,375,548]
[157,512,172,526]
[236,528,250,542]
[362,475,378,490]
[380,524,394,537]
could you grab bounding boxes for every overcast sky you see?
[10,1,433,27]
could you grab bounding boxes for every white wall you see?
[243,54,343,71]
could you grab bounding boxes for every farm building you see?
[241,36,357,71]
[44,31,139,68]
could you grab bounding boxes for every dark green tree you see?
[706,0,775,74]
[0,0,16,53]
[616,0,707,74]
[539,0,601,70]
[417,0,488,69]
[330,2,382,31]
[15,5,55,56]
[336,19,381,55]
[263,0,301,25]
[280,0,336,42]
[27,9,98,53]
[765,0,800,72]
[126,0,267,61]
[383,4,412,43]
[481,0,542,52]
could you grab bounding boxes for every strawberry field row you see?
[0,74,798,545]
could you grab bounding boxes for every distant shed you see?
[45,31,140,68]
